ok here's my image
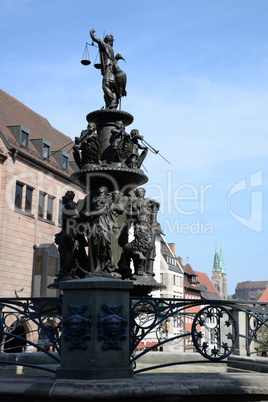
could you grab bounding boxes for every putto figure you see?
[90,29,127,110]
[126,129,148,169]
[73,122,99,168]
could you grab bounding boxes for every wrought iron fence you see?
[129,297,268,373]
[0,297,62,373]
[0,296,268,375]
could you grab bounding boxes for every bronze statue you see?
[88,186,113,272]
[113,53,127,109]
[125,129,148,169]
[50,191,88,287]
[73,122,99,168]
[110,120,126,163]
[122,188,160,276]
[49,30,164,296]
[90,29,127,110]
[88,187,130,274]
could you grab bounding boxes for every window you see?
[15,182,34,215]
[38,192,45,218]
[62,154,68,170]
[25,187,33,213]
[58,200,62,226]
[43,143,50,160]
[173,275,181,287]
[38,192,54,222]
[15,182,23,210]
[20,130,29,149]
[47,196,53,221]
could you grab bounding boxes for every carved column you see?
[56,277,133,379]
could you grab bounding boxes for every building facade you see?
[235,281,268,301]
[0,89,85,298]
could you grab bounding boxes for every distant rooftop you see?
[236,280,268,290]
[0,88,76,177]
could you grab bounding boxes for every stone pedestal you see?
[56,277,133,380]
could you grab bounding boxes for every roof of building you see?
[235,281,268,290]
[182,263,197,276]
[258,288,268,302]
[181,262,202,294]
[195,271,222,300]
[212,243,226,274]
[169,266,183,274]
[160,235,183,273]
[219,245,226,274]
[184,283,201,293]
[212,244,220,272]
[0,88,76,177]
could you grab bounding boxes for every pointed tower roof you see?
[219,245,226,274]
[212,243,220,272]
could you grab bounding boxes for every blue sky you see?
[1,0,268,295]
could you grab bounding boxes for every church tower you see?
[211,243,228,299]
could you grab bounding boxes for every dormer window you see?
[43,143,50,160]
[7,125,30,149]
[62,153,69,170]
[52,147,69,171]
[31,138,51,161]
[21,130,29,149]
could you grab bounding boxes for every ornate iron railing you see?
[0,298,62,373]
[129,297,268,373]
[0,296,268,374]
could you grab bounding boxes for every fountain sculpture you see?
[50,29,164,297]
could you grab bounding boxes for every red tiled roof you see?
[182,263,196,276]
[0,88,76,176]
[258,288,268,302]
[195,271,222,300]
[184,283,201,293]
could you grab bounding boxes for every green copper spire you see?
[219,245,226,274]
[212,243,220,271]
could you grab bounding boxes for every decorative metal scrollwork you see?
[132,300,158,329]
[37,300,62,351]
[191,305,237,360]
[246,304,268,344]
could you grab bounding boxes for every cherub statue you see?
[73,122,99,168]
[125,129,148,169]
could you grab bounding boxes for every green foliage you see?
[256,324,268,355]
